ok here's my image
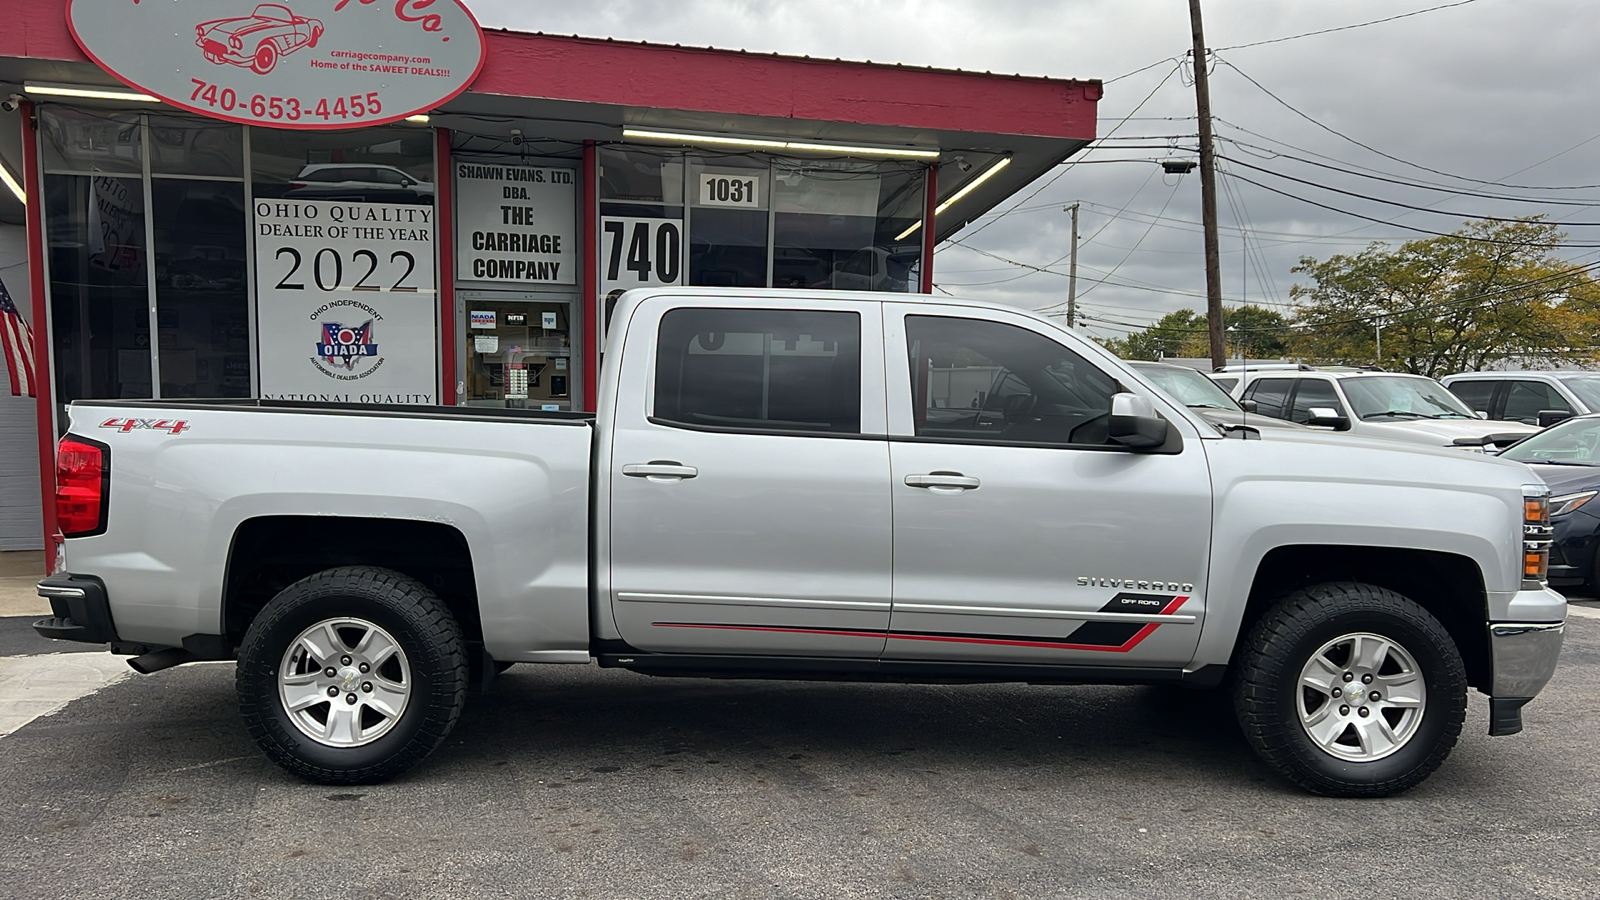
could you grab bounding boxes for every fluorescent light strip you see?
[0,164,23,204]
[623,128,937,159]
[895,157,1013,241]
[25,83,159,102]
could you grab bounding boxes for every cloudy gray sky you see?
[470,0,1600,339]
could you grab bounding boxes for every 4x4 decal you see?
[100,417,191,435]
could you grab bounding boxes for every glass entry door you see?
[462,300,572,409]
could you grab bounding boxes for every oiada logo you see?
[314,320,383,381]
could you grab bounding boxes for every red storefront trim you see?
[435,128,456,405]
[582,140,598,412]
[21,101,57,571]
[920,162,938,294]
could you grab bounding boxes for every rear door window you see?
[653,307,861,434]
[1446,380,1497,417]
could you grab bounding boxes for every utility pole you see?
[1188,0,1226,370]
[1065,202,1080,329]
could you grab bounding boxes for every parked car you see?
[196,4,323,76]
[1127,361,1307,433]
[1236,369,1539,451]
[1442,370,1600,427]
[35,288,1565,797]
[284,164,435,204]
[1498,413,1600,587]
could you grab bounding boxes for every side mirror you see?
[1306,406,1353,431]
[1239,398,1258,413]
[1109,392,1170,449]
[1537,409,1573,428]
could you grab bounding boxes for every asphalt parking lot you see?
[0,607,1596,900]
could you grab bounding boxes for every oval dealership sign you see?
[66,0,486,129]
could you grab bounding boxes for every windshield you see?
[1130,364,1241,410]
[1559,375,1600,411]
[1502,416,1600,465]
[1340,376,1475,420]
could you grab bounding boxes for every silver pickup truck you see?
[35,288,1566,797]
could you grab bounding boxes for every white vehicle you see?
[1442,370,1600,427]
[1236,369,1540,451]
[285,163,434,203]
[35,289,1564,797]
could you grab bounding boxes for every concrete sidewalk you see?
[0,552,48,618]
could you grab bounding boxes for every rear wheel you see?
[237,566,468,784]
[1232,582,1466,797]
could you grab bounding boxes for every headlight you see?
[1550,490,1597,517]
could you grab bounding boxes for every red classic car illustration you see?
[195,4,323,75]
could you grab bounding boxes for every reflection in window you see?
[152,180,250,397]
[772,160,922,291]
[655,308,860,433]
[251,126,434,204]
[39,108,143,175]
[906,315,1118,445]
[46,174,151,403]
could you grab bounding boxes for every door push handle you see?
[905,472,980,491]
[622,461,699,480]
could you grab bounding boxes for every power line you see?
[1220,137,1600,207]
[1220,169,1600,248]
[1215,0,1481,51]
[1219,154,1600,226]
[1217,57,1600,192]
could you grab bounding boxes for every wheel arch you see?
[1236,545,1491,692]
[223,515,481,652]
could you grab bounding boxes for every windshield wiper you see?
[1361,410,1428,420]
[1189,403,1238,410]
[1519,459,1597,466]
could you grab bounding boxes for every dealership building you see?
[0,0,1100,555]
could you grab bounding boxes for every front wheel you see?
[1232,582,1466,797]
[236,566,468,784]
[251,41,278,75]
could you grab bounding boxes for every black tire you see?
[236,566,468,784]
[1232,582,1466,797]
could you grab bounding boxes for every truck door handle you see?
[622,462,698,481]
[905,472,980,492]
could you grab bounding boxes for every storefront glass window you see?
[39,108,142,175]
[151,180,250,397]
[45,174,151,403]
[771,160,922,291]
[251,126,434,203]
[149,116,243,178]
[687,156,768,288]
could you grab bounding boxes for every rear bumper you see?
[32,574,120,645]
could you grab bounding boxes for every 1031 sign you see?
[601,217,683,293]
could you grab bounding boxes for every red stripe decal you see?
[652,595,1192,654]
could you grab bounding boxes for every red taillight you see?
[56,438,107,537]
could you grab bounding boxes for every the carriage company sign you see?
[66,0,486,129]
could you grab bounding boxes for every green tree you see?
[1289,219,1600,377]
[1107,305,1289,361]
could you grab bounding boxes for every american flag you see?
[0,277,36,398]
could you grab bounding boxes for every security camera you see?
[0,96,20,113]
[510,128,523,146]
[953,156,973,172]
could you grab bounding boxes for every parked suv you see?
[1236,369,1539,450]
[1442,371,1600,427]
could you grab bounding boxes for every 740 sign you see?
[601,218,683,291]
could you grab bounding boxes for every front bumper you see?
[1484,611,1565,736]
